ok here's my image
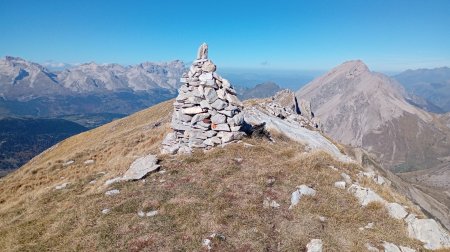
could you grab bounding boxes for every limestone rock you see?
[289,185,316,209]
[386,202,408,220]
[122,154,160,181]
[348,184,386,206]
[334,181,346,189]
[105,189,120,196]
[405,214,450,250]
[306,239,323,252]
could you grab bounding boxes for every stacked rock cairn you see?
[161,43,245,154]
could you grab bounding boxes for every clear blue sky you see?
[0,0,449,71]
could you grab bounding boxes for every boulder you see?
[386,202,408,220]
[405,214,450,250]
[182,106,205,115]
[348,184,386,206]
[122,154,160,181]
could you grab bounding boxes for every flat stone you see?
[55,182,69,190]
[201,60,216,72]
[191,113,210,125]
[63,160,74,166]
[405,214,450,250]
[289,185,316,209]
[182,106,205,115]
[187,96,202,104]
[84,159,95,165]
[306,239,323,252]
[204,87,218,103]
[199,72,213,82]
[102,208,111,214]
[200,100,212,109]
[218,109,233,117]
[382,242,401,252]
[220,132,234,143]
[230,126,241,132]
[212,123,230,131]
[334,181,346,189]
[104,177,122,186]
[161,144,180,155]
[348,184,386,206]
[222,78,231,88]
[205,130,217,137]
[211,113,226,124]
[105,189,120,196]
[386,202,408,220]
[211,99,227,110]
[122,154,160,181]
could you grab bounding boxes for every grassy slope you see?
[0,100,435,251]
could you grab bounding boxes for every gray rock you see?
[219,132,234,143]
[200,100,212,109]
[55,182,69,190]
[386,202,408,220]
[340,172,352,184]
[405,214,450,250]
[211,99,227,110]
[201,60,216,72]
[334,181,346,189]
[306,239,323,252]
[348,184,386,206]
[204,87,218,103]
[122,154,160,181]
[213,123,230,131]
[199,72,213,82]
[217,88,226,99]
[289,185,316,209]
[211,113,226,124]
[182,106,205,114]
[233,112,244,125]
[105,189,120,196]
[218,109,233,117]
[191,113,210,125]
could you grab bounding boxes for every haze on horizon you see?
[0,0,449,72]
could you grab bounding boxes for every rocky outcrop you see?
[405,214,450,250]
[161,43,245,154]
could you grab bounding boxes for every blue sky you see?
[0,0,449,72]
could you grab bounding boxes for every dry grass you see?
[0,100,431,251]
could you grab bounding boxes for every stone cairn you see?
[161,43,245,154]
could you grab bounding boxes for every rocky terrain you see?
[296,60,450,231]
[394,67,450,112]
[0,45,449,251]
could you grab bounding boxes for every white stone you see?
[219,132,234,143]
[213,123,230,131]
[222,79,231,88]
[334,181,346,189]
[105,189,120,196]
[191,113,210,125]
[348,184,386,206]
[84,159,94,165]
[202,238,212,250]
[306,239,323,252]
[289,185,316,209]
[405,214,450,250]
[63,160,74,166]
[382,242,401,252]
[102,209,111,214]
[122,154,160,181]
[201,60,216,72]
[263,198,280,209]
[386,202,408,220]
[104,177,122,186]
[182,106,204,114]
[200,100,212,110]
[211,99,227,110]
[211,114,226,124]
[146,210,158,217]
[55,182,69,190]
[217,88,226,99]
[199,72,213,82]
[204,87,218,103]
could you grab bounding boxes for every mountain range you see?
[296,60,450,230]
